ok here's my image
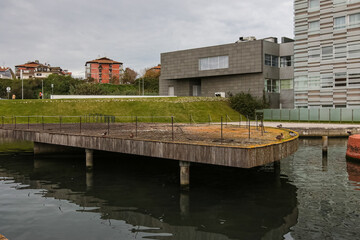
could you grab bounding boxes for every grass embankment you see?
[0,97,243,123]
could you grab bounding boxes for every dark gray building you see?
[160,37,294,108]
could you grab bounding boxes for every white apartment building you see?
[294,0,360,108]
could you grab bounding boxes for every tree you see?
[121,68,138,84]
[110,76,120,85]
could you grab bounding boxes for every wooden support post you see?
[179,161,190,190]
[28,116,30,129]
[85,149,94,171]
[14,117,16,129]
[42,116,44,130]
[322,136,328,156]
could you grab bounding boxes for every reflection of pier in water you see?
[0,152,298,240]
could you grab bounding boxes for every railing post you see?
[225,114,228,125]
[14,117,16,129]
[79,116,82,133]
[248,116,250,139]
[239,114,242,128]
[171,116,174,141]
[28,116,30,129]
[208,114,211,125]
[60,116,62,132]
[221,116,223,143]
[352,109,354,123]
[42,116,44,130]
[107,117,110,135]
[1,116,3,129]
[135,116,138,137]
[256,114,258,130]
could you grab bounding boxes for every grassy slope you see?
[0,97,242,123]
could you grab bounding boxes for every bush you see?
[229,92,268,119]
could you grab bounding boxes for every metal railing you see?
[0,115,267,145]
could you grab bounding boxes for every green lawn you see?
[0,97,243,123]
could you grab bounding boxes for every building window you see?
[334,72,347,87]
[334,16,346,29]
[280,79,294,90]
[334,44,347,58]
[264,54,279,67]
[309,20,320,32]
[265,79,279,93]
[199,56,229,71]
[308,48,321,60]
[322,46,333,60]
[348,73,360,85]
[280,56,293,67]
[308,75,320,89]
[294,76,308,90]
[349,13,360,27]
[321,74,333,88]
[309,0,320,11]
[348,43,360,58]
[334,0,347,5]
[265,54,272,66]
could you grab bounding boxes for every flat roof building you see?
[160,37,294,108]
[294,0,360,108]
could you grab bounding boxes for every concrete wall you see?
[201,73,264,98]
[160,40,263,81]
[280,89,294,109]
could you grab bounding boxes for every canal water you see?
[0,138,359,240]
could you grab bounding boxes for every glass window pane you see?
[334,16,346,29]
[350,13,360,27]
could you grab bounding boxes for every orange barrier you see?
[346,134,360,161]
[0,234,8,240]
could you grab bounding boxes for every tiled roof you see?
[85,57,123,65]
[15,62,41,68]
[0,67,10,72]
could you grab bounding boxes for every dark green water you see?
[0,138,359,240]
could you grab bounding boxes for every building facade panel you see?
[294,0,360,108]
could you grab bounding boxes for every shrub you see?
[229,92,268,119]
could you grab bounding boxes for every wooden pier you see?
[0,126,299,188]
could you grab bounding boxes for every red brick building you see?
[85,57,123,84]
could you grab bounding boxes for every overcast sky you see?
[0,0,293,78]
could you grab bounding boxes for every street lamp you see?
[6,87,11,100]
[42,79,44,99]
[20,69,23,99]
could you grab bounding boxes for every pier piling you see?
[179,161,190,190]
[322,136,328,156]
[85,149,94,171]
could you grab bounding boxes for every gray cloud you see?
[0,0,293,77]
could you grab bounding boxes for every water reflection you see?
[346,161,360,190]
[0,145,298,240]
[281,138,360,240]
